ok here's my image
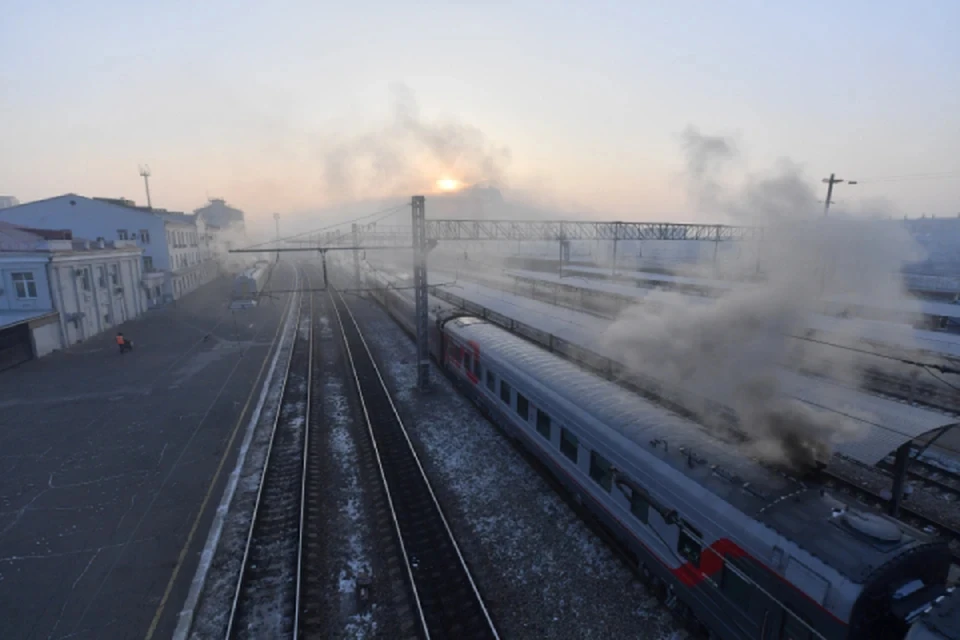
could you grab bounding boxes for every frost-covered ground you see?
[321,334,381,638]
[349,296,682,639]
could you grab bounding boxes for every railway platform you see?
[0,264,295,640]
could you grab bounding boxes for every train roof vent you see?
[843,510,903,542]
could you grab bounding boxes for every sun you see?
[436,178,462,192]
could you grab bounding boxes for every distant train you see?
[231,261,272,306]
[347,258,956,640]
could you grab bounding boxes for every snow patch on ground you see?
[325,378,378,638]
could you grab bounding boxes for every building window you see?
[486,370,495,392]
[144,256,154,272]
[140,229,150,244]
[11,272,37,299]
[536,410,551,439]
[79,267,91,291]
[516,393,529,420]
[560,428,579,463]
[499,379,511,405]
[117,229,128,240]
[589,451,613,491]
[631,490,650,524]
[96,266,106,288]
[109,264,119,286]
[678,525,702,567]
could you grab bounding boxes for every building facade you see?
[0,194,219,303]
[0,223,147,368]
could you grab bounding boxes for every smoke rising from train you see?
[601,127,927,469]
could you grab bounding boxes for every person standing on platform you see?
[116,332,133,353]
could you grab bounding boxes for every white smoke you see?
[321,84,511,203]
[601,127,926,469]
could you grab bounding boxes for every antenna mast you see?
[139,165,153,209]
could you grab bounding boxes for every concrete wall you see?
[49,250,146,346]
[30,319,61,357]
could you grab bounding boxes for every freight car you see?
[353,260,955,640]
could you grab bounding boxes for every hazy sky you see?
[2,1,958,225]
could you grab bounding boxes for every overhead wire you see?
[238,202,409,250]
[855,171,960,185]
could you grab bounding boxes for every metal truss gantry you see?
[296,219,757,246]
[424,219,757,242]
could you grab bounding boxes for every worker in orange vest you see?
[116,332,132,353]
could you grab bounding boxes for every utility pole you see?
[139,165,153,209]
[273,213,280,263]
[412,195,429,391]
[351,223,361,290]
[822,173,858,216]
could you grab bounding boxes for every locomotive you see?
[349,259,956,640]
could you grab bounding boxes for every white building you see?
[0,223,147,369]
[0,194,218,304]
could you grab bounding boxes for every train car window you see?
[472,355,481,377]
[516,393,529,420]
[779,609,813,640]
[500,380,512,405]
[630,491,650,524]
[463,351,472,372]
[589,451,613,491]
[560,428,579,463]
[536,410,551,439]
[720,562,753,610]
[486,370,495,392]
[677,525,702,566]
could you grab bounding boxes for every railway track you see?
[878,452,960,503]
[328,287,499,640]
[225,268,313,639]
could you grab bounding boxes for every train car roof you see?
[433,278,959,467]
[824,292,960,321]
[446,318,936,582]
[506,268,960,359]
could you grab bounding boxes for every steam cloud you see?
[321,84,511,203]
[602,127,926,469]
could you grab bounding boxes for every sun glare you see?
[436,178,462,192]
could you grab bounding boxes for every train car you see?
[904,586,958,640]
[436,317,953,640]
[355,257,955,640]
[232,261,271,304]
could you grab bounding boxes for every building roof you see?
[0,221,138,256]
[0,221,47,251]
[3,194,196,225]
[0,310,58,331]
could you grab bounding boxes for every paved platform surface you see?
[0,262,296,640]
